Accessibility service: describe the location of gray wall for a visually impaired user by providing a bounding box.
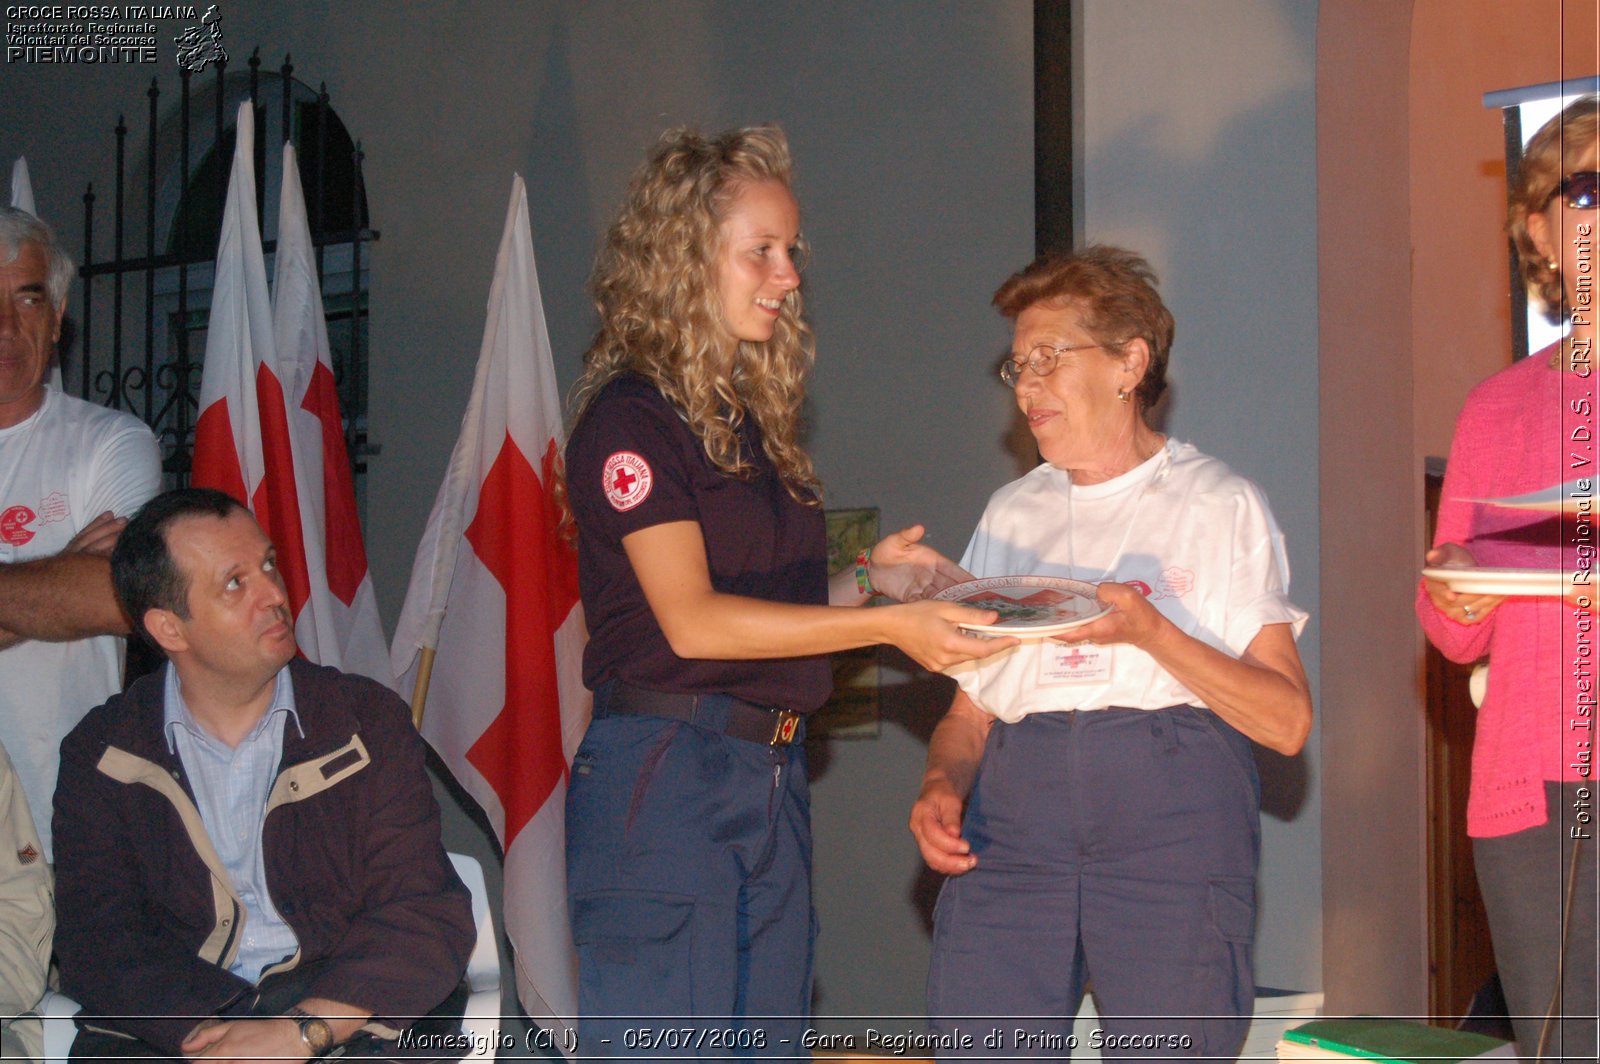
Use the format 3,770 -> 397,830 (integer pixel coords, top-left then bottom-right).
1076,0 -> 1323,995
0,0 -> 1323,1027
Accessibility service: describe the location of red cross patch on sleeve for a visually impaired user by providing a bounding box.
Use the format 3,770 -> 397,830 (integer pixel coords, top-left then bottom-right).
602,451 -> 654,512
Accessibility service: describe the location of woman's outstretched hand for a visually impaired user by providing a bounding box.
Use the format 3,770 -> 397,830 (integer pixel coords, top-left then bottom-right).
867,524 -> 975,602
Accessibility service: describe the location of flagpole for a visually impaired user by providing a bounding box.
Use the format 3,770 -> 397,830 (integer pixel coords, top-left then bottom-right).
410,644 -> 438,729
389,175 -> 587,1034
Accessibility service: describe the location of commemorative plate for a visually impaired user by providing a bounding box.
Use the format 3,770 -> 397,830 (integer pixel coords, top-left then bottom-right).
932,575 -> 1110,636
1421,566 -> 1573,597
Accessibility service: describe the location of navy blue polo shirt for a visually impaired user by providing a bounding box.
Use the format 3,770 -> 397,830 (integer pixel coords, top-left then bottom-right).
565,374 -> 832,713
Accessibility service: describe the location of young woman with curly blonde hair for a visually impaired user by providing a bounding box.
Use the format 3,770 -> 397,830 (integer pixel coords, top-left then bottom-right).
562,124 -> 1010,1052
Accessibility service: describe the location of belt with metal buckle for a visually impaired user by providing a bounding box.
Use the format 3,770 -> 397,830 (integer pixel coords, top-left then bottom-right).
598,681 -> 805,746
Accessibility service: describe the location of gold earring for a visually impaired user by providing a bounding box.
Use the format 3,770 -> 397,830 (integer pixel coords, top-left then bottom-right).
1117,389 -> 1130,404
1549,259 -> 1560,270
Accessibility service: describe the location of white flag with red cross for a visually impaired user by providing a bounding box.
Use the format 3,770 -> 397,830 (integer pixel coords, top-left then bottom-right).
270,139 -> 391,684
191,102 -> 318,628
192,104 -> 382,675
390,173 -> 589,1039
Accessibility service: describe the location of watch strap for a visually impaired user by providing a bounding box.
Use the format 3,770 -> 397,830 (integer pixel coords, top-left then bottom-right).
284,1006 -> 334,1055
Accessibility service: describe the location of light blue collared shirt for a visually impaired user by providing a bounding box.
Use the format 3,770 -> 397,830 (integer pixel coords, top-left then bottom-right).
164,663 -> 304,983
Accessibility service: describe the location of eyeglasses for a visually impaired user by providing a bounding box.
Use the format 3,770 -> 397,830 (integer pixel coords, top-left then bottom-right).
999,342 -> 1104,386
1545,171 -> 1600,211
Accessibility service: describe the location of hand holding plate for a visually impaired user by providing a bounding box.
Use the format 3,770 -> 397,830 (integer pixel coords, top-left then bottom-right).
886,599 -> 1018,672
1053,581 -> 1166,649
1422,543 -> 1505,624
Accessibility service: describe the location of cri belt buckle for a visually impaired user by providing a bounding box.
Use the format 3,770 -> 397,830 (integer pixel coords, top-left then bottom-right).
771,711 -> 801,745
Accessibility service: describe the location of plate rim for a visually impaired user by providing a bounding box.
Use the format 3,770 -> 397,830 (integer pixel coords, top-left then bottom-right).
1420,565 -> 1571,596
933,574 -> 1109,635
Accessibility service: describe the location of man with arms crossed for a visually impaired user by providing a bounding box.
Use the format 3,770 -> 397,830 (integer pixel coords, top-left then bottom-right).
53,488 -> 473,1061
0,206 -> 160,856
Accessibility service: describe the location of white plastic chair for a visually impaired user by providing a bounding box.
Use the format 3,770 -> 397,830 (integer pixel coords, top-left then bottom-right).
40,851 -> 501,1063
449,851 -> 504,1059
37,988 -> 77,1064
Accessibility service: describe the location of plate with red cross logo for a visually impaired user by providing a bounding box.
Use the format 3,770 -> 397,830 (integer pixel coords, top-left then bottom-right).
932,575 -> 1110,636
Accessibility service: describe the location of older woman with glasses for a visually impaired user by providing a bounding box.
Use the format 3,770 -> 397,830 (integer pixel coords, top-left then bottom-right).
909,245 -> 1311,1058
1418,97 -> 1599,1062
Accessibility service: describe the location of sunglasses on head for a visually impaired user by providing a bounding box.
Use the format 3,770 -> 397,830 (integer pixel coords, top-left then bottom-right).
1546,170 -> 1600,210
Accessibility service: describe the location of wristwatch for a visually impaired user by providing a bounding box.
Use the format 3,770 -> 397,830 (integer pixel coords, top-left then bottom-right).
284,1006 -> 334,1056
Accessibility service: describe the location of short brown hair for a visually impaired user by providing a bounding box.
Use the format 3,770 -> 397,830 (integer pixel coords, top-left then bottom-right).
1509,95 -> 1599,320
993,245 -> 1175,410
112,488 -> 249,647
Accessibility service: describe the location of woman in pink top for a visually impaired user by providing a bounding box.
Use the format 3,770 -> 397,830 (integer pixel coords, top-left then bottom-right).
1419,97 -> 1598,1061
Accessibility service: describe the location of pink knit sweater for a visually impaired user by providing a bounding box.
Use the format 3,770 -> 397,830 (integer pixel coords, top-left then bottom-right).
1416,346 -> 1596,837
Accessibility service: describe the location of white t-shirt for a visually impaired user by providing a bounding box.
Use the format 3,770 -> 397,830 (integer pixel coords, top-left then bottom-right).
949,440 -> 1307,723
0,388 -> 161,854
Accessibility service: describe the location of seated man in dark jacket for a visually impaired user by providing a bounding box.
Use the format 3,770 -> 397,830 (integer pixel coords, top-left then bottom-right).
52,488 -> 475,1061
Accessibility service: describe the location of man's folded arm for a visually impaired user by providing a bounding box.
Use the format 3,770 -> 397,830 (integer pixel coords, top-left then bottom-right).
0,421 -> 159,646
0,552 -> 130,642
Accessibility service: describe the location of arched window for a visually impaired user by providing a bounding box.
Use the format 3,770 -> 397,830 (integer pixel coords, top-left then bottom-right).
75,56 -> 375,501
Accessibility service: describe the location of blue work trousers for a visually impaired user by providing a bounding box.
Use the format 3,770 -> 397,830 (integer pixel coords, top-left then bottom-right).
566,705 -> 813,1059
928,706 -> 1261,1061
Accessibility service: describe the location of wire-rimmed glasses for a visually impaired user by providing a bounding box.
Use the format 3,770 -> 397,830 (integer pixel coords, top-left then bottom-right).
998,342 -> 1104,386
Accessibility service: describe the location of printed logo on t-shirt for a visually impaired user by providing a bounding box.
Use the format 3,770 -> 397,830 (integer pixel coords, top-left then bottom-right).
0,505 -> 37,546
602,451 -> 654,512
1121,569 -> 1195,602
1154,566 -> 1194,599
38,491 -> 69,525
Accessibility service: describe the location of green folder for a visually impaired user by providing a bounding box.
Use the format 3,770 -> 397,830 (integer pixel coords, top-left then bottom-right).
1281,1018 -> 1508,1062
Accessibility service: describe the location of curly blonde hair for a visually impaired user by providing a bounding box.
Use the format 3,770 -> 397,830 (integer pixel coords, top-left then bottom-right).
1509,95 -> 1599,320
566,124 -> 821,506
